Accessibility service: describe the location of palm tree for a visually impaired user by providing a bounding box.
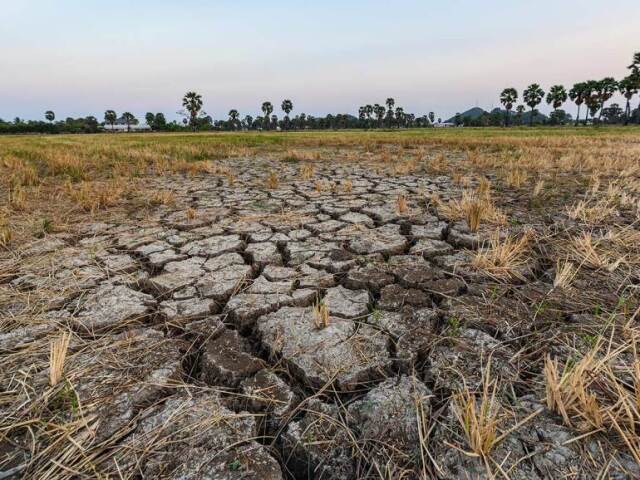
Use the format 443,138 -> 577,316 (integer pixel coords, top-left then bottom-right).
45,111 -> 55,123
385,98 -> 395,127
182,91 -> 203,131
569,82 -> 588,126
261,102 -> 273,129
618,76 -> 639,125
596,78 -> 618,120
281,99 -> 293,130
523,84 -> 545,126
583,80 -> 602,122
394,107 -> 404,128
122,112 -> 137,132
628,52 -> 640,75
364,104 -> 373,129
228,109 -> 239,130
628,52 -> 640,123
374,104 -> 385,128
515,105 -> 526,125
546,85 -> 568,124
499,88 -> 517,126
358,106 -> 366,128
104,110 -> 117,130
145,112 -> 155,129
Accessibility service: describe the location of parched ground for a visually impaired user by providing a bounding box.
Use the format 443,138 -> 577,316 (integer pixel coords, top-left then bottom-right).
1,131 -> 640,479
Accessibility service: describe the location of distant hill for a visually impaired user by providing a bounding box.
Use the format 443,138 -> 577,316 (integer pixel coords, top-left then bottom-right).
446,107 -> 549,124
445,107 -> 487,123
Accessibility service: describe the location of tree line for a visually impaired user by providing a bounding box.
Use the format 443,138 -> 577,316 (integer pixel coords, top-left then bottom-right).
1,52 -> 638,134
496,52 -> 640,127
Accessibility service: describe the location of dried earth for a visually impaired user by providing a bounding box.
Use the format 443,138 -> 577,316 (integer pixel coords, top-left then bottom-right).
1,156 -> 639,479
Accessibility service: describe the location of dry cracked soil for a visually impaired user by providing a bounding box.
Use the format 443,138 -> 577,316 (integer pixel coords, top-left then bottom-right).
1,156 -> 639,479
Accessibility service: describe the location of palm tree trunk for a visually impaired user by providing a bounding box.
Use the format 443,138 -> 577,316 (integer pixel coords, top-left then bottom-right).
506,109 -> 510,127
624,99 -> 631,125
530,107 -> 534,127
575,104 -> 580,126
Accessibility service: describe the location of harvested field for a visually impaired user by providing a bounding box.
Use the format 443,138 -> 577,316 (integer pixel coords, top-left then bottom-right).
1,128 -> 640,479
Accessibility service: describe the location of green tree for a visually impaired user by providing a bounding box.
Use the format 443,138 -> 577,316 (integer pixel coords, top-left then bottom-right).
546,85 -> 567,124
385,98 -> 395,127
358,107 -> 366,127
499,88 -> 518,126
281,99 -> 293,129
601,103 -> 623,124
154,113 -> 167,130
523,84 -> 545,126
145,112 -> 155,129
374,104 -> 385,127
364,104 -> 373,128
627,52 -> 640,123
394,106 -> 404,128
228,109 -> 239,130
583,80 -> 602,122
628,52 -> 640,75
428,112 -> 435,124
104,110 -> 117,130
261,102 -> 273,129
569,82 -> 588,126
596,77 -> 618,120
515,105 -> 526,125
45,110 -> 55,123
618,76 -> 639,125
122,112 -> 137,132
182,91 -> 203,131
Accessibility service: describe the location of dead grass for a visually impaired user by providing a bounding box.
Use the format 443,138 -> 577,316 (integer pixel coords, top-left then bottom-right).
553,259 -> 577,289
472,230 -> 532,280
396,194 -> 408,214
149,190 -> 177,206
266,171 -> 279,189
66,180 -> 125,212
452,363 -> 501,457
544,333 -> 640,463
49,331 -> 71,386
438,190 -> 507,230
313,301 -> 330,329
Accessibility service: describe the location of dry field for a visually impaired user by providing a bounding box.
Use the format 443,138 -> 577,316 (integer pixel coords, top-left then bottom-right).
1,127 -> 640,479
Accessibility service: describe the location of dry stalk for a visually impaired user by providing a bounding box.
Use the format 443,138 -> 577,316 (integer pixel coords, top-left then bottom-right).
49,332 -> 71,387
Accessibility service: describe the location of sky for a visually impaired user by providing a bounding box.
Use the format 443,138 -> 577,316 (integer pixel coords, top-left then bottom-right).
1,0 -> 638,122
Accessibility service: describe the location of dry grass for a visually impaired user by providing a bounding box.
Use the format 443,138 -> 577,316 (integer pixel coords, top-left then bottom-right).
300,163 -> 315,180
149,189 -> 177,206
49,331 -> 71,387
504,168 -> 528,188
396,194 -> 408,214
438,190 -> 507,230
313,301 -> 330,329
266,171 -> 279,189
544,333 -> 640,462
452,364 -> 501,457
66,181 -> 125,212
472,230 -> 532,280
553,259 -> 577,289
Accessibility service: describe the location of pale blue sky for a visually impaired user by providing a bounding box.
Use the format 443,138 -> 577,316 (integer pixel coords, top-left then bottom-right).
1,0 -> 638,121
